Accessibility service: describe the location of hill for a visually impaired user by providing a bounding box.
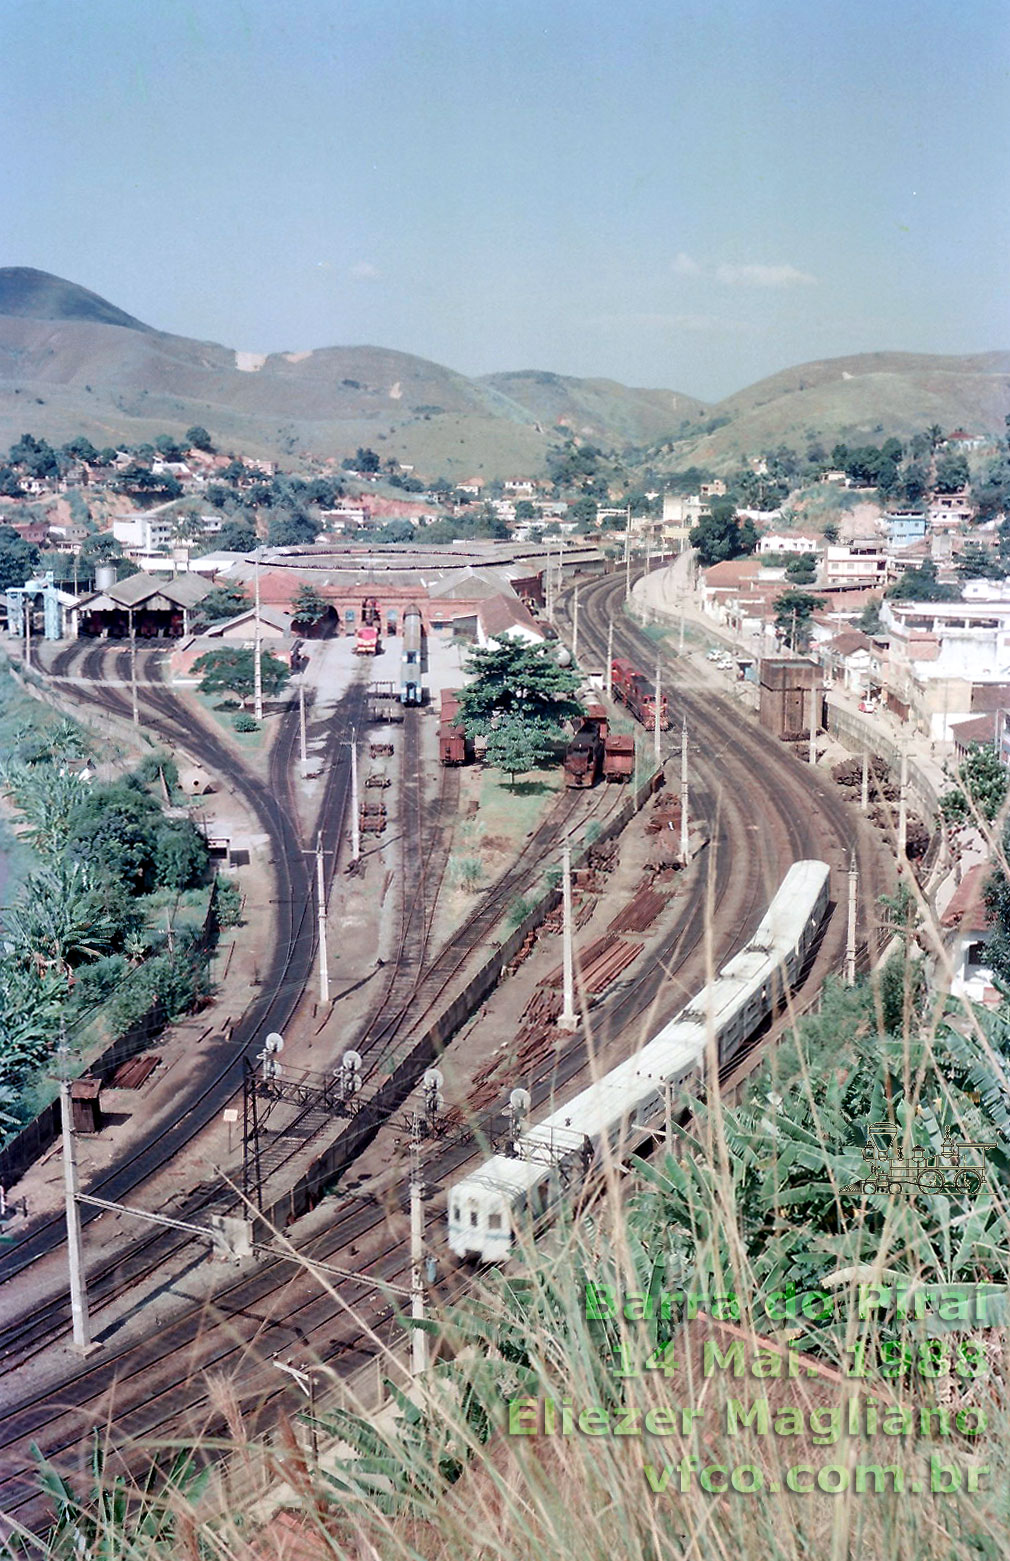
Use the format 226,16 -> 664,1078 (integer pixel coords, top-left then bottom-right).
663,350 -> 1010,470
0,269 -> 698,477
0,270 -> 1006,476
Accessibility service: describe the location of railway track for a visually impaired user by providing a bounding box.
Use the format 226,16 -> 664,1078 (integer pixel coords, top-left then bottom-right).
0,600 -> 893,1535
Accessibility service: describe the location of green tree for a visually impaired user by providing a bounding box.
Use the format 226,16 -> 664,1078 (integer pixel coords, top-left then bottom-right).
2,861 -> 122,976
0,526 -> 41,590
985,827 -> 1010,988
569,496 -> 598,527
193,647 -> 291,704
267,511 -> 319,547
513,499 -> 537,522
886,559 -> 961,602
935,452 -> 969,493
689,497 -> 758,566
78,532 -> 124,570
213,519 -> 257,552
291,582 -> 330,626
456,636 -> 583,766
355,446 -> 381,473
957,542 -> 1007,580
939,743 -> 1009,825
196,582 -> 252,622
822,521 -> 839,544
374,517 -> 417,544
185,424 -> 214,451
773,589 -> 826,651
858,595 -> 882,634
482,711 -> 555,788
784,552 -> 818,584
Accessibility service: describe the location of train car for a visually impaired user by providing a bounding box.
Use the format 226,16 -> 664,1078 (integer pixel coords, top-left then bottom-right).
400,605 -> 423,705
610,659 -> 669,730
447,860 -> 830,1262
602,733 -> 635,782
355,598 -> 382,655
563,717 -> 605,788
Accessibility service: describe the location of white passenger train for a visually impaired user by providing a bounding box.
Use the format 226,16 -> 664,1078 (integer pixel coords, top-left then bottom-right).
447,859 -> 831,1262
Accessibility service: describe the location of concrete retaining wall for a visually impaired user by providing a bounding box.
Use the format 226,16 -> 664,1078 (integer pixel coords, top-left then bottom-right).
824,695 -> 942,828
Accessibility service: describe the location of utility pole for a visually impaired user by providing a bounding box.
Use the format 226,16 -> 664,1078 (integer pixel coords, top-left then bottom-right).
23,593 -> 31,670
898,745 -> 908,860
349,726 -> 360,866
315,832 -> 330,1004
679,600 -> 685,657
559,844 -> 577,1031
298,680 -> 308,767
808,684 -> 818,766
861,750 -> 869,813
253,548 -> 263,722
606,621 -> 614,698
409,1126 -> 428,1376
654,663 -> 662,766
624,509 -> 632,601
58,1027 -> 93,1356
846,854 -> 858,986
571,586 -> 579,664
679,719 -> 689,864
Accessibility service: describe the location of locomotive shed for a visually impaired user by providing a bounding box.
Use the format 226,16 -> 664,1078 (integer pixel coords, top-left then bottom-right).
0,569 -> 896,1534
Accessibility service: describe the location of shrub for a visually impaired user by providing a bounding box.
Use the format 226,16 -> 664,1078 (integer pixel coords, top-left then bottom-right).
232,711 -> 259,733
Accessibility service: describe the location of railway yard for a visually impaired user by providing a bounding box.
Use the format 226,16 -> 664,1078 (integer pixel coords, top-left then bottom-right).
0,567 -> 899,1537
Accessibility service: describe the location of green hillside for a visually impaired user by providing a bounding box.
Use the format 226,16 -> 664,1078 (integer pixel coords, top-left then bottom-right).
0,269 -> 1007,477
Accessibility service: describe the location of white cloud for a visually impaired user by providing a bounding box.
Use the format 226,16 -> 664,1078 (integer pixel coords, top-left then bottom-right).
714,262 -> 816,288
672,251 -> 701,276
349,260 -> 380,280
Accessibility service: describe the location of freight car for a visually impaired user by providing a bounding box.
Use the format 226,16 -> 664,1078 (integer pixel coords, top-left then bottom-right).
439,687 -> 470,765
610,659 -> 669,730
602,733 -> 635,781
447,859 -> 831,1261
400,605 -> 424,705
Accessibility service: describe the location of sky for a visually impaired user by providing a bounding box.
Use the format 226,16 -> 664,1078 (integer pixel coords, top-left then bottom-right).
3,0 -> 1009,402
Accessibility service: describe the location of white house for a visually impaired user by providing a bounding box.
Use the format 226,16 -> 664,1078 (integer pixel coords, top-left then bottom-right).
940,864 -> 999,1008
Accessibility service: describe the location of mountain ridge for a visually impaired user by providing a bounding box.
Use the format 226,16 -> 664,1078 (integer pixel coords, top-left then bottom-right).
0,268 -> 1006,475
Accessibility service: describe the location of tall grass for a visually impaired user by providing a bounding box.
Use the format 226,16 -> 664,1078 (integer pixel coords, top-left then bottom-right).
6,771 -> 1010,1561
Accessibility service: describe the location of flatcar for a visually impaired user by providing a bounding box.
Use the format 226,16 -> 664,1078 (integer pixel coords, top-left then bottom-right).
401,605 -> 424,705
447,859 -> 830,1261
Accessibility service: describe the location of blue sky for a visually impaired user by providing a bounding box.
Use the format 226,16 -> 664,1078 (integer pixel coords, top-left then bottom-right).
3,0 -> 1008,400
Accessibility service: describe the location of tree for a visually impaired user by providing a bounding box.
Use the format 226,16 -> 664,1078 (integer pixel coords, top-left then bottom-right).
60,436 -> 99,464
185,425 -> 214,451
689,497 -> 758,567
957,542 -> 1007,580
355,447 -> 381,473
481,712 -> 554,788
193,647 -> 291,704
858,596 -> 882,634
569,496 -> 598,527
784,552 -> 818,584
939,743 -> 1009,825
213,519 -> 257,552
886,559 -> 961,602
0,526 -> 41,591
456,636 -> 583,769
822,521 -> 839,544
373,518 -> 416,545
773,589 -> 826,651
267,512 -> 319,547
291,582 -> 330,626
513,500 -> 537,523
197,583 -> 252,622
935,452 -> 969,493
985,826 -> 1010,987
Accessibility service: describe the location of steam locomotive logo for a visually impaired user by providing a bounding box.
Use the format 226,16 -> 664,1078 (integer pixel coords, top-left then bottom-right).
841,1120 -> 989,1200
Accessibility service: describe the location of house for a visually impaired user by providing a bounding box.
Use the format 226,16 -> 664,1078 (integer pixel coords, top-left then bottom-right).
824,541 -> 889,587
884,512 -> 928,549
201,605 -> 294,641
476,593 -> 548,648
940,864 -> 999,1008
757,533 -> 821,556
661,492 -> 707,550
950,713 -> 996,757
819,630 -> 873,695
113,514 -> 175,556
